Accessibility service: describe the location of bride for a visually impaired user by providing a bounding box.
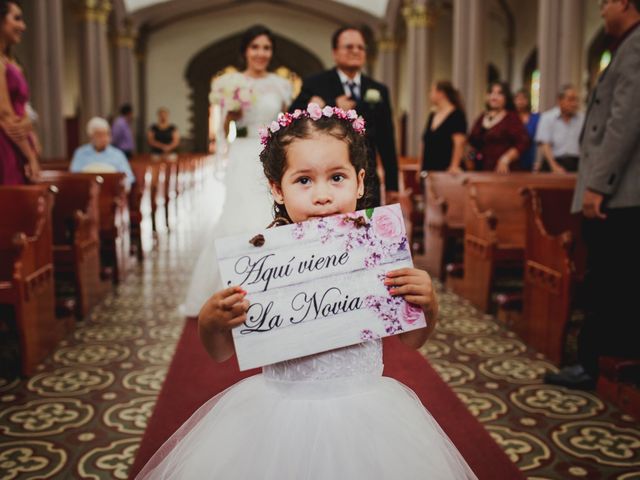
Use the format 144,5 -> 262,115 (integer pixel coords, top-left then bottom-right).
181,25 -> 292,318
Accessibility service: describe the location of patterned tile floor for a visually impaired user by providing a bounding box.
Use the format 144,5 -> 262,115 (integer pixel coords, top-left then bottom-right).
0,172 -> 638,479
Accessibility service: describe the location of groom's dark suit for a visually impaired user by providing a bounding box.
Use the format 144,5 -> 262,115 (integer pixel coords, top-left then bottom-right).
290,68 -> 398,206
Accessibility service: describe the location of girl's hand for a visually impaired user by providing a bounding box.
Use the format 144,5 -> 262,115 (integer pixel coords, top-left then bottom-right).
198,286 -> 249,334
384,268 -> 437,319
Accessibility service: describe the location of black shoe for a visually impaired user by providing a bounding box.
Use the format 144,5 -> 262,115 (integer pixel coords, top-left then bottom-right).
544,364 -> 596,390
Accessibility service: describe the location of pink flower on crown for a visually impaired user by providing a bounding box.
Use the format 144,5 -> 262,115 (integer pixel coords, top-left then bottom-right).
269,121 -> 280,133
322,105 -> 334,117
292,109 -> 303,119
307,103 -> 323,120
277,112 -> 288,126
346,109 -> 358,120
258,126 -> 269,144
352,117 -> 365,133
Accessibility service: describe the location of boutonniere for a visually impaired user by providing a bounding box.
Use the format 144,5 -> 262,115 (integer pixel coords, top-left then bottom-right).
364,88 -> 382,104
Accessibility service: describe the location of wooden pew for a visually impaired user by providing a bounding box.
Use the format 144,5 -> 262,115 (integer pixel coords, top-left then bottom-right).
41,170 -> 130,284
129,162 -> 151,260
423,172 -> 474,280
39,173 -> 107,318
457,173 -> 576,312
398,157 -> 423,253
519,186 -> 585,364
0,185 -> 72,375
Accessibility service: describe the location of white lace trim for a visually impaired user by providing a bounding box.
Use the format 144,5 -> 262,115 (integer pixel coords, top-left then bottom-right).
262,340 -> 383,382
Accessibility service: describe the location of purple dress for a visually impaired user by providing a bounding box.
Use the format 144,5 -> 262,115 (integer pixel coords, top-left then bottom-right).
0,62 -> 29,185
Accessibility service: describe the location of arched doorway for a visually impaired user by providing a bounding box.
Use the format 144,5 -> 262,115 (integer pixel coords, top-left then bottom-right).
185,32 -> 324,151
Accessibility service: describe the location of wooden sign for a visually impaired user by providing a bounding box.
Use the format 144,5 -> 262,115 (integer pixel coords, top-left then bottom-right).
215,204 -> 426,371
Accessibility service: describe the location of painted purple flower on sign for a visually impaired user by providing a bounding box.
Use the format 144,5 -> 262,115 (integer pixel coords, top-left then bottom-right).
360,329 -> 380,341
292,222 -> 305,240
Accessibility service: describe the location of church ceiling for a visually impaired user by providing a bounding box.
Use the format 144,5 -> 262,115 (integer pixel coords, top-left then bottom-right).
124,0 -> 389,18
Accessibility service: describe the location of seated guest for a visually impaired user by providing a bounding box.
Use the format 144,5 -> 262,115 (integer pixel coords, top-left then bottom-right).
147,107 -> 180,159
70,117 -> 135,189
111,103 -> 135,159
421,81 -> 467,173
535,84 -> 584,173
469,82 -> 530,173
514,88 -> 540,171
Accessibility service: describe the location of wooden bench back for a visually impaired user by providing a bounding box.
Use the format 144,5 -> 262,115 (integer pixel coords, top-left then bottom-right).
40,170 -> 127,232
465,174 -> 577,246
0,185 -> 54,279
37,174 -> 101,246
522,186 -> 585,273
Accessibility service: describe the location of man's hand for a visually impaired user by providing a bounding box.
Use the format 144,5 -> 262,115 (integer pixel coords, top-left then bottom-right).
335,95 -> 356,112
309,96 -> 326,108
583,189 -> 607,220
550,162 -> 567,174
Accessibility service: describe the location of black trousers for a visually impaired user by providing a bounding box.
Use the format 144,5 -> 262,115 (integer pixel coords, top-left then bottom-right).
578,206 -> 640,376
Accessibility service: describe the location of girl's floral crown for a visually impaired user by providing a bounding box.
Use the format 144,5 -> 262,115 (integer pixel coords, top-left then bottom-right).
259,103 -> 366,150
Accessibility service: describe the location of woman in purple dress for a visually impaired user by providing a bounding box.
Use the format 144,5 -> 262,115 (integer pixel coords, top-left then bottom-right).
0,0 -> 40,185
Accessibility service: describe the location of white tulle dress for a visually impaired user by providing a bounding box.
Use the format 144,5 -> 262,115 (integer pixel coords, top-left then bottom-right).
136,340 -> 478,479
180,73 -> 292,317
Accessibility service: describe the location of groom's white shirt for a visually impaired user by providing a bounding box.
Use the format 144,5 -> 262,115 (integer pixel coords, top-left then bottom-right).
337,69 -> 362,98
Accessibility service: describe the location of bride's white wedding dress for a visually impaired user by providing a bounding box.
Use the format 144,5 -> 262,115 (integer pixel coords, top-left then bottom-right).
136,339 -> 478,479
180,73 -> 292,317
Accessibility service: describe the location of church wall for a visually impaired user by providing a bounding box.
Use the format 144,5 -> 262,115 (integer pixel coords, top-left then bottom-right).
509,0 -> 538,90
145,2 -> 341,139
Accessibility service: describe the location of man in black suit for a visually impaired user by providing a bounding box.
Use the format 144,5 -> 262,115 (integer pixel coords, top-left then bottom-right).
290,26 -> 399,206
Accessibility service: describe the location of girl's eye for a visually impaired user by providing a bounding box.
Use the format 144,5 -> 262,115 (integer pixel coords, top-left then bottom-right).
297,177 -> 311,185
332,174 -> 345,182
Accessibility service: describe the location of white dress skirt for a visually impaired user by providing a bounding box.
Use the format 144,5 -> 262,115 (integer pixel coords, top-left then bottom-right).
136,340 -> 478,479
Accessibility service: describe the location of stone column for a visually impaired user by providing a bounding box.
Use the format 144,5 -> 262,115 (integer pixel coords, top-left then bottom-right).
74,0 -> 112,136
452,0 -> 487,123
374,27 -> 399,109
112,19 -> 137,111
538,0 -> 585,111
375,31 -> 399,109
31,0 -> 66,159
403,0 -> 436,157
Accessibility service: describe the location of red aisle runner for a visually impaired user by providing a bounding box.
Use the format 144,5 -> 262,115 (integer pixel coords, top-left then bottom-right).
130,319 -> 524,479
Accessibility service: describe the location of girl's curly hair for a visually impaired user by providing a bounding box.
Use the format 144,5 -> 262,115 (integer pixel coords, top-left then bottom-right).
259,115 -> 372,221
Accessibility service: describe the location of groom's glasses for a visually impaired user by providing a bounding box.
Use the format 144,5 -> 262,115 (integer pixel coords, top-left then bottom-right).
339,44 -> 367,52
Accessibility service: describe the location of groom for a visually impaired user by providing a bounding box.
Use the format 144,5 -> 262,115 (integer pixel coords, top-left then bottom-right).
290,26 -> 398,206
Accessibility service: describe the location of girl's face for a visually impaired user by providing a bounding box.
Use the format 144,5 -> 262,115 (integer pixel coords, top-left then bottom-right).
487,85 -> 506,111
270,132 -> 365,223
245,34 -> 272,73
1,3 -> 26,46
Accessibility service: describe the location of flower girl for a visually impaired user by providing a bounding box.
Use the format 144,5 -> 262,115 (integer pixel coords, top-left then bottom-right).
137,105 -> 477,479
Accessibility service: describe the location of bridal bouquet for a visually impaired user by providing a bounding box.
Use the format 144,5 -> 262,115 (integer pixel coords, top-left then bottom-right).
210,73 -> 254,112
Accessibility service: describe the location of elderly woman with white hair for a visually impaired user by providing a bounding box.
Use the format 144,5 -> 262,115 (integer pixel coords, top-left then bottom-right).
69,117 -> 135,188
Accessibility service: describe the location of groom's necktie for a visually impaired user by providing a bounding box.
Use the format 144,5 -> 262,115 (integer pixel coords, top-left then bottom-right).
345,80 -> 360,101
